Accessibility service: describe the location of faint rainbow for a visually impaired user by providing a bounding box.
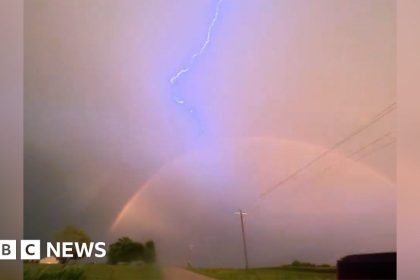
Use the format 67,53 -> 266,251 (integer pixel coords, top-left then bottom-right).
110,136 -> 395,232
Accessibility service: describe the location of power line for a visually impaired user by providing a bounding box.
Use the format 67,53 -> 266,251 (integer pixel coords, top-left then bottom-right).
303,135 -> 396,194
354,139 -> 396,162
260,103 -> 396,198
311,132 -> 393,178
248,133 -> 394,213
346,132 -> 392,159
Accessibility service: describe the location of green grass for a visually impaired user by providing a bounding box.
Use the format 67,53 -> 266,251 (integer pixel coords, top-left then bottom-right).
191,267 -> 336,280
24,263 -> 162,280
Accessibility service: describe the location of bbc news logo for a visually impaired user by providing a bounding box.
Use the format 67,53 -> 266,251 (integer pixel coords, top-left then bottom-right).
0,240 -> 106,260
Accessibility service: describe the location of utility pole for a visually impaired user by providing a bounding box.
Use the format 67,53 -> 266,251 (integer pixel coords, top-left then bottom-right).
235,209 -> 249,270
187,242 -> 194,268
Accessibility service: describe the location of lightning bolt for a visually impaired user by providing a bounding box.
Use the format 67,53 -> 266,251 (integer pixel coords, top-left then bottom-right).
170,0 -> 224,130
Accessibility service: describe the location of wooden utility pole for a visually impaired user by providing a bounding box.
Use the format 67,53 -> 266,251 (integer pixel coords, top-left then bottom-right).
235,209 -> 249,270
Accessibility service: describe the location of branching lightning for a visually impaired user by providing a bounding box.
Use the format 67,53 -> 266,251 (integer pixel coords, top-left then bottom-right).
169,0 -> 224,130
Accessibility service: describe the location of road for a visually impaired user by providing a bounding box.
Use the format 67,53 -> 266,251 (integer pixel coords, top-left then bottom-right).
163,266 -> 215,280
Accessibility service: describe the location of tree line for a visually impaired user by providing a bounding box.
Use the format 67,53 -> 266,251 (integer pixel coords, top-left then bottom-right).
51,225 -> 156,264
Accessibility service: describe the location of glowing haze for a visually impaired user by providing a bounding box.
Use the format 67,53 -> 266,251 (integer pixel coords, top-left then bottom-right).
25,0 -> 395,267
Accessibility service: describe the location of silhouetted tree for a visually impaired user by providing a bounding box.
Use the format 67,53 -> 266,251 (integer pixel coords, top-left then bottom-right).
52,225 -> 91,264
108,237 -> 156,264
144,240 -> 156,263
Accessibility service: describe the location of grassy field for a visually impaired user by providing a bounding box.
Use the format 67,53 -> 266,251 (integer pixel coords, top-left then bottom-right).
191,267 -> 336,280
24,263 -> 162,280
24,263 -> 336,280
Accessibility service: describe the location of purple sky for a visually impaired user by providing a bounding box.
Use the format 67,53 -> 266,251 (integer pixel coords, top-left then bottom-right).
25,0 -> 395,266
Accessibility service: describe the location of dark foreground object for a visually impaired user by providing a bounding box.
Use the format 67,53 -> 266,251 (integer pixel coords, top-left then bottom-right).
337,252 -> 396,279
